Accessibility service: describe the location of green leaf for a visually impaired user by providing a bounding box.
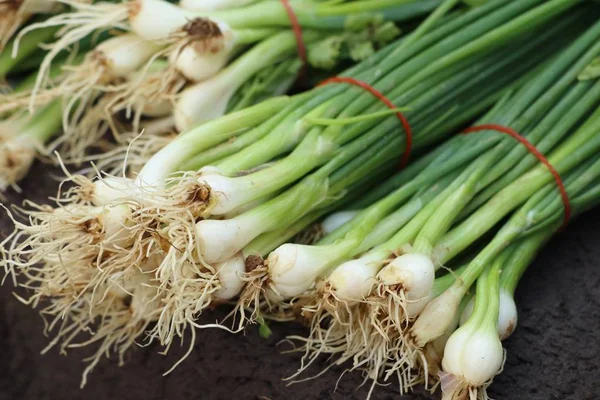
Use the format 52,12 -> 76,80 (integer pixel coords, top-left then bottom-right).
349,41 -> 375,61
374,22 -> 401,45
308,36 -> 344,70
257,316 -> 272,339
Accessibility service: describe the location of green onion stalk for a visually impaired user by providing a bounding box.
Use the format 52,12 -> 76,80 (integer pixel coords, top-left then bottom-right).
437,153 -> 600,400
410,102 -> 600,353
1,0 -> 590,384
171,20 -> 404,132
11,0 -> 437,121
0,25 -> 59,85
85,21 -> 404,173
3,25 -> 107,76
456,233 -> 553,342
142,0 -> 589,343
5,0 -> 440,172
21,0 -> 444,61
4,0 -> 429,167
233,0 -> 595,317
278,14 -> 600,392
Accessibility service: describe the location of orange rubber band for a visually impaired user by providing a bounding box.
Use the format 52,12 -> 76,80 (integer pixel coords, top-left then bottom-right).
463,124 -> 571,228
318,76 -> 413,168
280,0 -> 307,77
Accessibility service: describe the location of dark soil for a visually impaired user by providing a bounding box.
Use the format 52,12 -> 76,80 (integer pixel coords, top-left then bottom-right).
1,162 -> 599,400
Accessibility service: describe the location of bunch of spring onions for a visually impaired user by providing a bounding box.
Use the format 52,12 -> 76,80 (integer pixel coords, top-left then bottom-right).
0,0 -> 438,179
0,0 -> 451,195
276,17 -> 600,398
2,0 -> 594,388
422,121 -> 600,400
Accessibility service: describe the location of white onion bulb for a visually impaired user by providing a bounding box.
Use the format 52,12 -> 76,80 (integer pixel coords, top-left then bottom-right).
174,74 -> 236,132
195,216 -> 262,264
411,285 -> 464,347
442,327 -> 504,387
95,33 -> 162,78
267,244 -> 334,298
377,253 -> 435,300
326,255 -> 381,302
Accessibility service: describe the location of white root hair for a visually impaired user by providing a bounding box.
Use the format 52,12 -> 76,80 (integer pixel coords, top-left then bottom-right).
285,285 -> 367,382
0,67 -> 74,115
284,282 -> 425,398
2,162 -> 146,295
22,269 -> 162,388
233,257 -> 297,331
60,65 -> 183,168
12,0 -> 130,110
147,209 -> 219,346
1,164 -> 244,382
368,283 -> 432,391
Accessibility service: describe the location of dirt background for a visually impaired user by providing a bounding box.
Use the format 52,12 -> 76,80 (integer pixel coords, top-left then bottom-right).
1,162 -> 599,400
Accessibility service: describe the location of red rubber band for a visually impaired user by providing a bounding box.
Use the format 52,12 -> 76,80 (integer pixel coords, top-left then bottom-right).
318,77 -> 413,168
280,0 -> 307,78
463,124 -> 571,228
